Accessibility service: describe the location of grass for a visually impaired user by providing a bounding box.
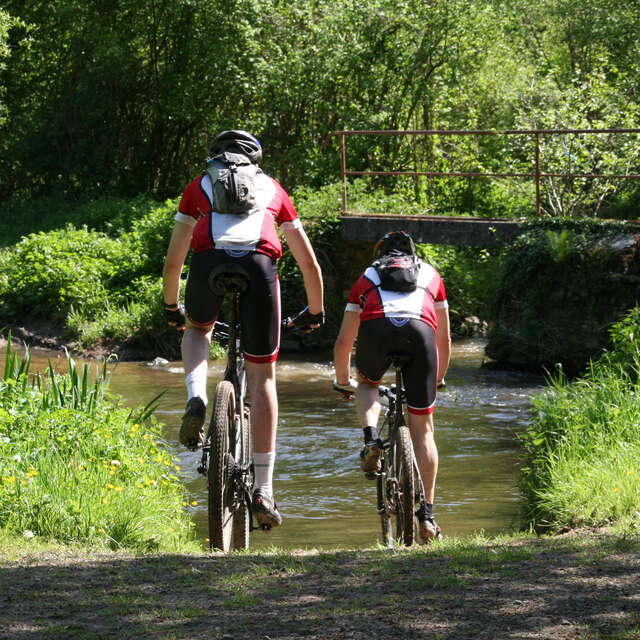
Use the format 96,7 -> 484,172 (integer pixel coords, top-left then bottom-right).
0,338 -> 200,552
519,308 -> 640,534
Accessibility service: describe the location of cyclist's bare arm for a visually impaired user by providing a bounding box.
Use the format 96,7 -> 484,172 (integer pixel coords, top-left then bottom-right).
282,225 -> 324,316
162,220 -> 193,306
435,306 -> 451,385
334,310 -> 360,386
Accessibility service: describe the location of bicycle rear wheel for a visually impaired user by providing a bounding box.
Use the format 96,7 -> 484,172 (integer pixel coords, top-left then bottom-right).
232,404 -> 252,550
377,463 -> 393,548
395,425 -> 416,546
208,380 -> 236,552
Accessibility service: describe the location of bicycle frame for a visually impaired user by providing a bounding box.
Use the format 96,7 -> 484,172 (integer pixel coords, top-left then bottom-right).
198,283 -> 253,522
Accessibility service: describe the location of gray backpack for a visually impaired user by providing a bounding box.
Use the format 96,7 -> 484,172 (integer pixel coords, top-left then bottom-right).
205,151 -> 259,214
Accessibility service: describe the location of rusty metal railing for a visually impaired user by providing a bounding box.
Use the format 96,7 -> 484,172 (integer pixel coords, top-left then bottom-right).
332,129 -> 640,216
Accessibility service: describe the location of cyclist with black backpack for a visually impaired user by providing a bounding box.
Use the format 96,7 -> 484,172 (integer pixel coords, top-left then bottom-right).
162,130 -> 324,529
333,230 -> 451,542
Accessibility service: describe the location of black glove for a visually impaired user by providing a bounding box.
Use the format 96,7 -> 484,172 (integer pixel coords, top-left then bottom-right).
164,303 -> 186,330
291,306 -> 324,333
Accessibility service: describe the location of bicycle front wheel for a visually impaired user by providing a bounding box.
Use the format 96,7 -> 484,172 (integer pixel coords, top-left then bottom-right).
208,380 -> 236,552
395,425 -> 416,546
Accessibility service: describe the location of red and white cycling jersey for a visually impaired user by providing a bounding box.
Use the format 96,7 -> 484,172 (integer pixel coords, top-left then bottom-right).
346,261 -> 448,332
175,171 -> 301,260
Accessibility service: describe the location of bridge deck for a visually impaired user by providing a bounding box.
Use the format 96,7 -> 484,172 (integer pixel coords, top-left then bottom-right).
340,214 -> 528,247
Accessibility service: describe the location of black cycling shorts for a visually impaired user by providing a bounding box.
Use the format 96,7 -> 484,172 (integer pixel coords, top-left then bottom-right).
185,249 -> 280,363
355,317 -> 438,415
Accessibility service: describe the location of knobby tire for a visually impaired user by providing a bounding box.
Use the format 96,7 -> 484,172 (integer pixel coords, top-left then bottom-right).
208,380 -> 236,552
395,425 -> 416,546
377,468 -> 393,548
231,404 -> 251,550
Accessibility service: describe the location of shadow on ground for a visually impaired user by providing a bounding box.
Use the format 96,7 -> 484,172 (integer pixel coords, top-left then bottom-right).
1,535 -> 639,639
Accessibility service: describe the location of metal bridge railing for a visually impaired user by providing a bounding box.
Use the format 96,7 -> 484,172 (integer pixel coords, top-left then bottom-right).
332,129 -> 640,217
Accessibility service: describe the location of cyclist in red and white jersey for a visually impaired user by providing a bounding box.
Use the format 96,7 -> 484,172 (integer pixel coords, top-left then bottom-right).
333,230 -> 451,542
162,130 -> 324,529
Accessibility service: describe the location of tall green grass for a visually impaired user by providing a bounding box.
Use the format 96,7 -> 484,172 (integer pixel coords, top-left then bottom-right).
0,338 -> 198,552
519,307 -> 640,533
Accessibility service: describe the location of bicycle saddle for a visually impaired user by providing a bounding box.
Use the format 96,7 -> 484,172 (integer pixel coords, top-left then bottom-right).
208,264 -> 250,295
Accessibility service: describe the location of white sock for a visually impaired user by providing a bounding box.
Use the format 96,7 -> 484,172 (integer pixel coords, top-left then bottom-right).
185,370 -> 208,405
253,452 -> 276,496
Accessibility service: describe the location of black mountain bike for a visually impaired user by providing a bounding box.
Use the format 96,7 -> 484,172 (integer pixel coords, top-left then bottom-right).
197,266 -> 254,552
375,354 -> 426,548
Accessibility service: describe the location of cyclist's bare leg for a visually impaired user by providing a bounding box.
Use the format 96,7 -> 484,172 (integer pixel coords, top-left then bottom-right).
181,321 -> 213,383
179,320 -> 214,448
245,360 -> 282,527
407,412 -> 438,504
355,376 -> 381,429
356,376 -> 383,473
245,361 -> 278,453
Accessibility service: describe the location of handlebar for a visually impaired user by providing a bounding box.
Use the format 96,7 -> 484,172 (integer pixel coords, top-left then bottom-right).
378,384 -> 395,400
213,316 -> 307,344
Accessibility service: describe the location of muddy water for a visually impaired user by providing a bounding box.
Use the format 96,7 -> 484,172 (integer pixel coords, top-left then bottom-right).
15,339 -> 542,550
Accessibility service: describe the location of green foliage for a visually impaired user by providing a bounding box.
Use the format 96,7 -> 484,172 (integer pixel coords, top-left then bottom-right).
4,0 -> 637,216
0,8 -> 18,128
519,307 -> 640,532
0,341 -> 196,551
0,227 -> 123,321
66,276 -> 173,353
604,305 -> 640,376
418,244 -> 504,333
486,219 -> 640,373
0,194 -> 162,247
122,198 -> 180,278
0,197 -> 180,353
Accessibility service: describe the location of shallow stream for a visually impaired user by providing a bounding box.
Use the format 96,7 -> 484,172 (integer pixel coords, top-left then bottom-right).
17,339 -> 543,550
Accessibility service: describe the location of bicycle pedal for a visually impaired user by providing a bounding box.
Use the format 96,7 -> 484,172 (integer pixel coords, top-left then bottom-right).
364,471 -> 377,480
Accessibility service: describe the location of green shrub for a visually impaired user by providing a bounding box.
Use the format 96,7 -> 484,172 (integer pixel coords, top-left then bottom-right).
0,227 -> 125,322
122,198 -> 179,278
417,244 -> 504,333
0,198 -> 179,353
67,275 -> 182,357
0,194 -> 160,247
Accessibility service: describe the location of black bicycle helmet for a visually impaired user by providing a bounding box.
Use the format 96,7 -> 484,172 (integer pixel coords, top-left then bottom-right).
208,129 -> 262,163
373,230 -> 416,258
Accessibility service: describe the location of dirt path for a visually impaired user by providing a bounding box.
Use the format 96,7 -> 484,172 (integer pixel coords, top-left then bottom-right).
1,533 -> 639,640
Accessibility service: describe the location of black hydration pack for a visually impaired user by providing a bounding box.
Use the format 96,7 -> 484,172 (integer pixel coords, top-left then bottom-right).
372,251 -> 420,292
205,151 -> 260,214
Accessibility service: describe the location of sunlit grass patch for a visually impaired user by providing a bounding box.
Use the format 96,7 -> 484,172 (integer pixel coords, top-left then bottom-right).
520,308 -> 640,533
0,340 -> 198,552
